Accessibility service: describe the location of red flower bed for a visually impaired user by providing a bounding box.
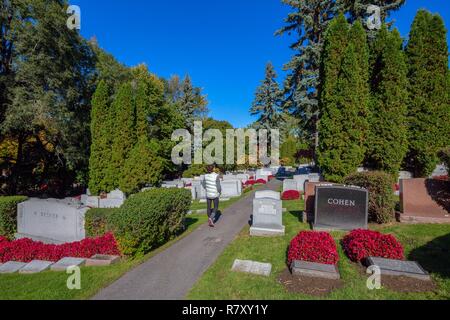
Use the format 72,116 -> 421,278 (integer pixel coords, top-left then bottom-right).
288,231 -> 339,266
268,175 -> 275,181
433,175 -> 449,181
244,180 -> 256,186
256,179 -> 267,184
0,233 -> 120,263
282,190 -> 301,201
342,229 -> 404,262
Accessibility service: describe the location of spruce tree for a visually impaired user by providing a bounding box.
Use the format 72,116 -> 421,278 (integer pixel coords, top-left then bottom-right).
405,10 -> 450,177
109,82 -> 136,190
250,62 -> 284,131
367,26 -> 408,175
318,20 -> 369,182
277,0 -> 341,146
88,81 -> 113,195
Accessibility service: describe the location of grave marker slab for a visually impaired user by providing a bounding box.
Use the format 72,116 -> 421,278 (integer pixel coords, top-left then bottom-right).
366,257 -> 431,281
0,261 -> 27,274
99,198 -> 124,209
231,260 -> 272,277
291,260 -> 340,280
220,180 -> 242,198
283,179 -> 298,193
250,198 -> 284,236
17,199 -> 88,243
255,191 -> 281,200
314,185 -> 368,231
51,257 -> 86,272
293,175 -> 309,192
19,260 -> 53,274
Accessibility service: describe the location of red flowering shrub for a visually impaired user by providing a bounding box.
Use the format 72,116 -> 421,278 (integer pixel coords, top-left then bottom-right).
282,190 -> 301,201
244,180 -> 256,186
288,231 -> 339,266
342,229 -> 404,262
0,233 -> 120,263
268,175 -> 275,181
256,179 -> 267,185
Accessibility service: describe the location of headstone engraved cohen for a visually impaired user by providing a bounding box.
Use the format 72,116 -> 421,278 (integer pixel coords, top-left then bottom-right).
314,186 -> 368,231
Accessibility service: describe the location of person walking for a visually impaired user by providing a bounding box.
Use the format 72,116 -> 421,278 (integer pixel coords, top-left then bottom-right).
202,165 -> 222,227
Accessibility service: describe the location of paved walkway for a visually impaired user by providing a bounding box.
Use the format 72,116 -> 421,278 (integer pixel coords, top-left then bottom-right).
93,179 -> 281,300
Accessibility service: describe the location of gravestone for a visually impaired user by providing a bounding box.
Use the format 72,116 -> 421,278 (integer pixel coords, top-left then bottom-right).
231,259 -> 272,277
220,180 -> 242,198
314,185 -> 369,231
431,164 -> 448,178
399,171 -> 414,182
255,190 -> 281,200
51,257 -> 86,271
108,189 -> 126,201
17,199 -> 88,244
19,260 -> 53,274
291,260 -> 340,280
293,175 -> 309,192
86,196 -> 100,208
308,173 -> 321,183
236,174 -> 250,184
250,197 -> 284,236
195,183 -> 207,200
0,261 -> 27,274
99,198 -> 124,209
283,179 -> 298,193
400,178 -> 450,223
366,257 -> 431,281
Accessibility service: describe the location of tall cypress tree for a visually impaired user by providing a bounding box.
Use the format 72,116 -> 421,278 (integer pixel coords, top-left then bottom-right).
250,62 -> 284,131
405,10 -> 450,177
367,26 -> 408,175
109,82 -> 136,190
88,81 -> 112,195
318,19 -> 369,182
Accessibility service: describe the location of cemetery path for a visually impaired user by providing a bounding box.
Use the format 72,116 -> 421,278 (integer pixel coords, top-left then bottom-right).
92,179 -> 282,300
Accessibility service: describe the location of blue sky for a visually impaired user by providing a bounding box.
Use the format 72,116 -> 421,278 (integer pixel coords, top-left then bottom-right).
74,0 -> 450,128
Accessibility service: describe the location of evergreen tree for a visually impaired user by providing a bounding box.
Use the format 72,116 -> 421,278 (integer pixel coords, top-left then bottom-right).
250,62 -> 284,131
318,20 -> 370,182
109,82 -> 136,190
88,81 -> 113,195
170,75 -> 208,130
121,137 -> 163,194
277,0 -> 341,147
343,0 -> 405,25
367,26 -> 408,175
405,10 -> 450,177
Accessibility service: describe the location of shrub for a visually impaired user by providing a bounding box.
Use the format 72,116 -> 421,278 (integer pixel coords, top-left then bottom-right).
0,196 -> 28,239
342,229 -> 404,262
85,208 -> 118,237
256,179 -> 267,185
182,165 -> 207,178
282,190 -> 301,201
108,188 -> 191,257
344,171 -> 395,224
288,231 -> 339,266
0,233 -> 120,263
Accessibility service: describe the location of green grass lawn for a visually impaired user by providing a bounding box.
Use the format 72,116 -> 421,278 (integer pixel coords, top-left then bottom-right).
188,199 -> 450,300
0,213 -> 208,300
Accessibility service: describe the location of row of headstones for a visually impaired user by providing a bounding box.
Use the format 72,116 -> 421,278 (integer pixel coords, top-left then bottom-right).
0,255 -> 120,275
283,173 -> 321,193
239,186 -> 431,282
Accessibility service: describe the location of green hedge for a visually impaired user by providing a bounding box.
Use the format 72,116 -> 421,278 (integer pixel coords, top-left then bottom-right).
109,188 -> 191,257
85,208 -> 118,238
344,171 -> 395,224
0,196 -> 28,239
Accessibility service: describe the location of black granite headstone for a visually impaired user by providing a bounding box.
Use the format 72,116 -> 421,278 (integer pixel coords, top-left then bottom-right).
314,185 -> 368,231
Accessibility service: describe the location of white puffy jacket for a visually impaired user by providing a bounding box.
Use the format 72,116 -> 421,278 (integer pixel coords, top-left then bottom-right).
202,173 -> 222,199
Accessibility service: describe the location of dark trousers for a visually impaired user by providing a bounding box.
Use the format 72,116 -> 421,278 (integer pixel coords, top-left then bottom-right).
206,198 -> 220,220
